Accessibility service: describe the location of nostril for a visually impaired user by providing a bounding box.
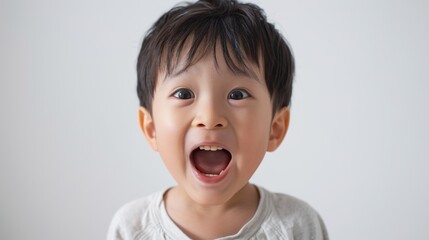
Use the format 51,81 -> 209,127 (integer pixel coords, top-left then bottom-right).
195,123 -> 224,128
192,116 -> 227,129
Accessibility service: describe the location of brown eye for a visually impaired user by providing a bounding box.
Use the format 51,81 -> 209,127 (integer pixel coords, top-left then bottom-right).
172,88 -> 194,99
228,89 -> 250,100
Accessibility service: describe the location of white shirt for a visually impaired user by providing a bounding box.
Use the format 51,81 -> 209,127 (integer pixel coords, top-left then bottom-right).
107,186 -> 328,240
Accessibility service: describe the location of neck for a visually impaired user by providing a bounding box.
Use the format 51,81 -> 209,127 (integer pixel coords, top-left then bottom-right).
163,184 -> 260,239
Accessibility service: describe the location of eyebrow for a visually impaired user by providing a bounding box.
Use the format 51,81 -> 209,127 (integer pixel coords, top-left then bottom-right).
166,64 -> 262,84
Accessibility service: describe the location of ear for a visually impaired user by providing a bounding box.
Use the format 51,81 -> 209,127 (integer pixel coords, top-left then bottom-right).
138,107 -> 158,151
267,107 -> 290,152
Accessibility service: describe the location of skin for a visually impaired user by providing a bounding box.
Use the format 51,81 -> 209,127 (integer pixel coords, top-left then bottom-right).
139,45 -> 290,239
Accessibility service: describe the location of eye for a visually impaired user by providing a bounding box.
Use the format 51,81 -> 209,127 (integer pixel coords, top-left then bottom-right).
228,89 -> 250,100
172,88 -> 194,99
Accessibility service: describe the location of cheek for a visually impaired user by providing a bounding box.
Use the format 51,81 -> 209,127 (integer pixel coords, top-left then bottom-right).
152,109 -> 189,176
239,123 -> 271,155
152,108 -> 188,150
236,100 -> 273,141
234,105 -> 272,169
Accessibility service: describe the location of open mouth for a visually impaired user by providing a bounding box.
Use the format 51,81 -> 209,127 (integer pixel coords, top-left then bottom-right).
190,146 -> 232,177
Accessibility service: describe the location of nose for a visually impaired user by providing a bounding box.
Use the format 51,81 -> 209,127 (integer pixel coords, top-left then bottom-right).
191,99 -> 228,129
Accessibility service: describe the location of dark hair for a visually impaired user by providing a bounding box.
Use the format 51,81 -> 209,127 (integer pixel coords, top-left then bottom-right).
137,0 -> 294,114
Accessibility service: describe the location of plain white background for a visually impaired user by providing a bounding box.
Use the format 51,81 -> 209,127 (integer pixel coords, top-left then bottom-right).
1,0 -> 428,239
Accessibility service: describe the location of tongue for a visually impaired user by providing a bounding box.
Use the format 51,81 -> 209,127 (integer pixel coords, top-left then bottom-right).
193,149 -> 231,175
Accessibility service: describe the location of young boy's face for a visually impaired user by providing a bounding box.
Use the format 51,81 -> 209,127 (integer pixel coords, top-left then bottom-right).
139,45 -> 289,205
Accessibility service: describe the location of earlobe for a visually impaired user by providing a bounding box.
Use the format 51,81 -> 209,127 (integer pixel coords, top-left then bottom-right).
267,107 -> 290,152
138,107 -> 158,151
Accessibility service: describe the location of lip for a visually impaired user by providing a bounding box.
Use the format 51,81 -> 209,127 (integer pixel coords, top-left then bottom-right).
191,164 -> 231,184
189,142 -> 232,185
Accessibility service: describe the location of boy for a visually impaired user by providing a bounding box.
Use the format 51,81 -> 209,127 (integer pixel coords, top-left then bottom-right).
108,0 -> 328,239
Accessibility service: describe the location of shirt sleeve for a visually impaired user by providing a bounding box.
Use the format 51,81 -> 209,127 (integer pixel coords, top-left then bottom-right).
107,208 -> 128,240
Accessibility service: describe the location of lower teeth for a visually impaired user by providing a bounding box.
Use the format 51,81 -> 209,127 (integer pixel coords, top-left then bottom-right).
204,173 -> 218,177
204,170 -> 223,177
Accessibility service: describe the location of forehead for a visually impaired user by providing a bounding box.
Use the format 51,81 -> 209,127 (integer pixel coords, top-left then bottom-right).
159,38 -> 264,83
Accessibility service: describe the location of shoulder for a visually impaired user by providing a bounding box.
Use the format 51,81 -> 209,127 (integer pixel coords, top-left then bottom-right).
270,191 -> 320,221
107,191 -> 164,240
258,187 -> 329,240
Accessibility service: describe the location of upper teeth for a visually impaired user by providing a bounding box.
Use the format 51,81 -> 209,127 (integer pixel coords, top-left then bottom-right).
199,146 -> 223,151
